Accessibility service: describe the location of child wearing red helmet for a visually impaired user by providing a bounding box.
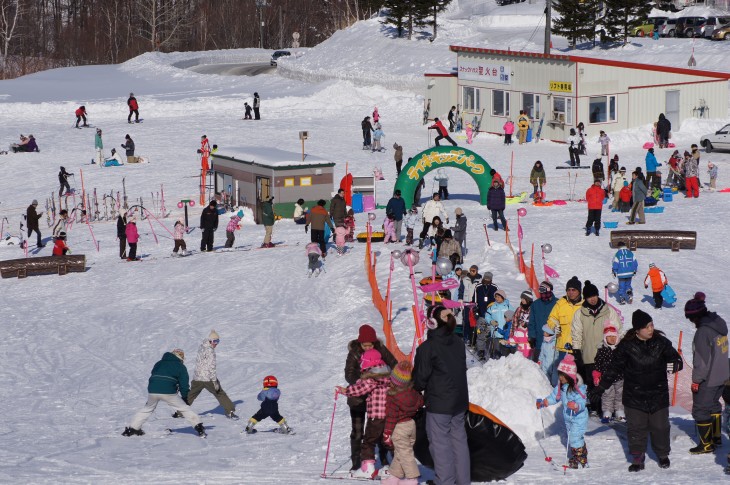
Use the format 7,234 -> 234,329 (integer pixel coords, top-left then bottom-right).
245,375 -> 293,435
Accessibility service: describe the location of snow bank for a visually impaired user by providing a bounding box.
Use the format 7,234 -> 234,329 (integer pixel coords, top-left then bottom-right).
467,353 -> 555,446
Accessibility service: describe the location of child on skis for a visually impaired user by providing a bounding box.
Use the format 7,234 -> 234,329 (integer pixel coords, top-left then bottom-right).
305,241 -> 323,276
382,362 -> 424,485
592,323 -> 624,423
465,122 -> 474,144
598,131 -> 611,157
643,263 -> 668,309
536,354 -> 589,469
172,219 -> 187,256
334,222 -> 349,255
383,213 -> 397,244
337,349 -> 392,479
539,324 -> 559,386
245,375 -> 294,435
372,123 -> 385,152
225,214 -> 241,248
450,207 -> 467,254
52,231 -> 69,256
508,291 -> 533,358
125,216 -> 140,261
404,206 -> 419,246
344,208 -> 356,242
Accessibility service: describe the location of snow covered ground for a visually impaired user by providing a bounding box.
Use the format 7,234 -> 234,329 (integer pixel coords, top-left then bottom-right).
1,2 -> 730,483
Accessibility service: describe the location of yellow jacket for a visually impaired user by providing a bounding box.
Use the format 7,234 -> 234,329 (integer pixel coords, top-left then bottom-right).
547,296 -> 583,352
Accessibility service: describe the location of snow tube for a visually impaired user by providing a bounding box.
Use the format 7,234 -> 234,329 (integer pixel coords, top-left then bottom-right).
661,284 -> 677,305
505,192 -> 527,205
414,403 -> 527,482
643,142 -> 654,149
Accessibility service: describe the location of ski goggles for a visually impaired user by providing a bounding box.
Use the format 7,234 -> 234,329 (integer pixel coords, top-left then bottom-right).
211,339 -> 220,344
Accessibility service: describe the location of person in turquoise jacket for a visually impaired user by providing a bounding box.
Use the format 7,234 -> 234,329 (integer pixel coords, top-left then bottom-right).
536,354 -> 589,468
94,128 -> 104,165
123,349 -> 206,437
645,148 -> 662,189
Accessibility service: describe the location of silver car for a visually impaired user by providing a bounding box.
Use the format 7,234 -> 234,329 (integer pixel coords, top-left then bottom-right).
700,123 -> 730,153
694,16 -> 730,38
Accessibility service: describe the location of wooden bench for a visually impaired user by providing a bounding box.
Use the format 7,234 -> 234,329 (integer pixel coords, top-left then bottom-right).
0,255 -> 86,279
610,230 -> 696,252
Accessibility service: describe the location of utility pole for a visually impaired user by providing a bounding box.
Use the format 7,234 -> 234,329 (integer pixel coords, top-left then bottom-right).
544,0 -> 551,54
279,6 -> 284,49
256,0 -> 267,49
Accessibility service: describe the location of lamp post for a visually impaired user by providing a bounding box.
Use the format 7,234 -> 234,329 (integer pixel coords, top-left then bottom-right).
255,0 -> 268,49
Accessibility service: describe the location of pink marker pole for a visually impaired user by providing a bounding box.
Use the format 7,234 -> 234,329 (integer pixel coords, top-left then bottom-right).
321,390 -> 339,478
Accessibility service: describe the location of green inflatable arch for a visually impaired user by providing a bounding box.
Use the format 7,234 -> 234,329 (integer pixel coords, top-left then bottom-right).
393,146 -> 494,206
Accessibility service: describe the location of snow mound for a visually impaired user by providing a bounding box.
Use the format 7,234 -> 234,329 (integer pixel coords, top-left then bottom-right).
468,353 -> 555,445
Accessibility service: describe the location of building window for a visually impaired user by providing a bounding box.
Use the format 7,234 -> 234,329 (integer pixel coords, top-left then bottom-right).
552,96 -> 573,125
462,86 -> 480,111
492,90 -> 510,117
522,93 -> 540,119
589,95 -> 617,123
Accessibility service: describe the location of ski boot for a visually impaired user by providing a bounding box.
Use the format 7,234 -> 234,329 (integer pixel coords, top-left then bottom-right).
226,411 -> 240,421
172,411 -> 183,418
690,421 -> 715,454
585,228 -> 591,236
628,452 -> 645,472
712,413 -> 723,446
595,229 -> 600,237
601,413 -> 612,424
351,460 -> 376,479
568,445 -> 587,469
658,456 -> 670,469
122,427 -> 145,437
195,423 -> 206,437
277,419 -> 294,434
245,419 -> 258,434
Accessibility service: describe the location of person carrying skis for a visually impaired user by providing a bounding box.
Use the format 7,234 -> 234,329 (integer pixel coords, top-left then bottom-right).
612,241 -> 638,304
117,213 -> 127,259
52,231 -> 69,256
244,102 -> 253,119
536,354 -> 589,469
26,199 -> 44,248
585,179 -> 605,236
58,166 -> 72,197
94,128 -> 104,165
121,134 -> 136,164
643,263 -> 668,309
127,93 -> 140,123
181,330 -> 239,421
225,213 -> 241,248
428,118 -> 457,147
125,215 -> 140,261
172,219 -> 187,256
305,241 -> 323,276
122,349 -> 206,438
199,200 -> 218,252
75,106 -> 88,128
450,207 -> 467,254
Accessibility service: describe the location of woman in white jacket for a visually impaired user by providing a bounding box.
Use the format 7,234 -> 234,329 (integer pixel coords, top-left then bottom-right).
418,192 -> 448,248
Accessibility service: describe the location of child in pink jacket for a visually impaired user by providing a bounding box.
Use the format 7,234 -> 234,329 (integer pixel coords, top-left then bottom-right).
125,217 -> 139,261
225,215 -> 241,248
503,120 -> 515,145
172,219 -> 187,256
334,223 -> 349,255
305,242 -> 323,276
383,213 -> 397,244
465,123 -> 474,144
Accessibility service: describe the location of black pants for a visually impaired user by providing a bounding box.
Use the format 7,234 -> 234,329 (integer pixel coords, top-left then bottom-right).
251,399 -> 283,423
76,114 -> 87,127
119,236 -> 127,258
254,107 -> 260,120
491,210 -> 507,230
28,227 -> 42,246
625,406 -> 670,458
128,242 -> 137,260
504,133 -> 513,145
419,222 -> 431,242
200,228 -> 214,251
350,407 -> 366,468
244,111 -> 252,119
173,239 -> 186,253
448,119 -> 455,132
434,134 -> 457,146
585,209 -> 601,233
652,291 -> 663,309
438,186 -> 449,200
395,159 -> 402,176
128,110 -> 139,122
225,231 -> 235,248
311,228 -> 326,255
59,181 -> 71,197
569,147 -> 581,166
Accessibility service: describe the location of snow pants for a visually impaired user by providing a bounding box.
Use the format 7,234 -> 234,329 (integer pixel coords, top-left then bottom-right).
434,134 -> 457,147
389,420 -> 419,479
173,239 -> 186,253
628,200 -> 645,224
362,418 -> 386,462
95,148 -> 104,165
692,383 -> 724,422
119,235 -> 127,259
263,225 -> 273,245
308,253 -> 320,271
128,242 -> 137,260
251,399 -> 284,424
225,230 -> 235,248
569,147 -> 581,166
490,210 -> 507,231
59,180 -> 71,197
686,176 -> 699,198
426,411 -> 470,485
625,406 -> 670,459
617,277 -> 633,303
652,291 -> 663,309
200,228 -> 214,251
128,109 -> 139,123
602,380 -> 624,416
438,185 -> 449,200
130,393 -> 200,430
187,380 -> 235,415
585,209 -> 601,233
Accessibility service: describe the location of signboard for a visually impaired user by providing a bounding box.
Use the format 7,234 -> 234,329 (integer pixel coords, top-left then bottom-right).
549,81 -> 573,93
458,59 -> 511,84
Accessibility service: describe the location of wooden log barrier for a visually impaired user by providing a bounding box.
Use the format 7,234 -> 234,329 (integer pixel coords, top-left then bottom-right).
610,230 -> 696,252
0,255 -> 87,279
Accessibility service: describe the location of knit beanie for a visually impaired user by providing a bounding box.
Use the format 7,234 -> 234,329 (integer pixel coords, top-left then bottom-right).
483,272 -> 493,283
360,349 -> 385,370
582,280 -> 599,299
494,289 -> 507,301
603,321 -> 618,346
632,309 -> 653,330
390,361 -> 413,387
566,276 -> 582,293
684,292 -> 708,318
357,324 -> 378,343
557,354 -> 578,382
520,290 -> 534,305
208,329 -> 220,341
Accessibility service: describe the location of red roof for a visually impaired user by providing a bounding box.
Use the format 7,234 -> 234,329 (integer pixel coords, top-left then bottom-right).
449,45 -> 730,80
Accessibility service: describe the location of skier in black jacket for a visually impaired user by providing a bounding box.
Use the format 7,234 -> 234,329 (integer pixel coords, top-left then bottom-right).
117,214 -> 127,259
26,200 -> 44,247
58,166 -> 72,197
199,200 -> 219,252
656,113 -> 671,149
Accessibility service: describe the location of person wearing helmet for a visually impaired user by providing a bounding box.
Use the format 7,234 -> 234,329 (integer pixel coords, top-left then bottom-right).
127,92 -> 139,123
122,349 -> 206,437
244,375 -> 293,435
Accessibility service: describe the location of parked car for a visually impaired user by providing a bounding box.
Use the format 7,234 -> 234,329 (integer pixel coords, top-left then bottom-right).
496,0 -> 525,5
632,17 -> 669,36
695,16 -> 730,38
270,50 -> 291,66
659,18 -> 678,37
700,123 -> 730,153
711,23 -> 730,40
676,16 -> 706,37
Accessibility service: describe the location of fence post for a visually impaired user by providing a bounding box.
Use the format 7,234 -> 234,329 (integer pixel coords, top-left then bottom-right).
672,330 -> 683,407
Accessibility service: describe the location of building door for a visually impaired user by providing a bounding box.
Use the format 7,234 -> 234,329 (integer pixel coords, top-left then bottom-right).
255,176 -> 271,224
665,90 -> 680,130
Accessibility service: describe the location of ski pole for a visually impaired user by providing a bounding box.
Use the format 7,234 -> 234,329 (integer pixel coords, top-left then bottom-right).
482,223 -> 491,247
321,390 -> 339,478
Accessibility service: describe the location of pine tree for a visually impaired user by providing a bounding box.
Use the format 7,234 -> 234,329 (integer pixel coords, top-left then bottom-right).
551,0 -> 599,48
417,0 -> 453,41
382,1 -> 428,39
603,0 -> 652,44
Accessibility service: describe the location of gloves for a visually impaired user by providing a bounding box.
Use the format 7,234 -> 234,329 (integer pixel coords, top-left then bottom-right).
536,399 -> 548,409
592,370 -> 602,386
305,225 -> 309,233
214,380 -> 221,392
383,432 -> 393,448
644,284 -> 648,289
564,342 -> 572,352
528,338 -> 536,349
566,401 -> 579,412
335,386 -> 347,395
691,382 -> 700,393
587,386 -> 605,402
666,361 -> 681,374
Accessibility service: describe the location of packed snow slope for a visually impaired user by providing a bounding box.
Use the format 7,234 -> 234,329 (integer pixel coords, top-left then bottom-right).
1,3 -> 730,483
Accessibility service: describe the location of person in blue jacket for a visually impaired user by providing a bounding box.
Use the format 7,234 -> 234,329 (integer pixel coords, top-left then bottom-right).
528,280 -> 558,362
486,290 -> 515,358
245,375 -> 294,434
612,241 -> 638,305
645,148 -> 662,190
123,349 -> 206,437
385,190 -> 407,242
536,354 -> 589,468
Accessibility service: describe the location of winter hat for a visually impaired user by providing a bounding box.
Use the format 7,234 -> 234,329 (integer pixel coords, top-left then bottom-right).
31,199 -> 38,206
557,354 -> 578,382
684,292 -> 708,318
520,290 -> 534,304
582,280 -> 599,299
494,289 -> 507,301
454,264 -> 463,272
504,310 -> 515,322
357,324 -> 378,344
390,361 -> 413,387
171,349 -> 185,362
455,207 -> 463,216
263,375 -> 278,388
603,321 -> 619,342
632,309 -> 653,330
482,272 -> 493,283
209,200 -> 217,207
623,181 -> 629,187
538,281 -> 554,294
208,329 -> 220,341
648,263 -> 656,268
566,276 -> 582,293
360,349 -> 386,371
620,166 -> 626,172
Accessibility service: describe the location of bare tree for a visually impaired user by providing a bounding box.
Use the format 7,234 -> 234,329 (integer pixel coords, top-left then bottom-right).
136,0 -> 194,50
0,0 -> 23,75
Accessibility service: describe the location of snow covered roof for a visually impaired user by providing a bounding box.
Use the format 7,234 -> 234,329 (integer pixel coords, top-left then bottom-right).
213,146 -> 335,169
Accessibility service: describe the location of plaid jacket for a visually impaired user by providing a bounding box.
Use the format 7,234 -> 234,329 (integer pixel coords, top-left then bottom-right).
384,388 -> 424,436
345,376 -> 390,419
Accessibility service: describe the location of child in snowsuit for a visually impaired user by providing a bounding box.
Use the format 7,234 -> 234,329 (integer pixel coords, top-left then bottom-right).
598,131 -> 611,156
305,242 -> 323,276
383,213 -> 397,244
503,120 -> 515,145
372,124 -> 384,152
618,181 -> 632,213
465,122 -> 474,144
487,290 -> 515,359
508,291 -> 533,358
404,207 -> 419,246
450,207 -> 467,254
225,214 -> 241,248
245,375 -> 293,434
382,362 -> 424,485
172,220 -> 187,256
643,263 -> 668,309
52,231 -> 69,256
539,324 -> 559,386
612,241 -> 637,305
708,162 -> 718,191
335,223 -> 349,255
338,349 -> 392,479
344,209 -> 356,242
125,217 -> 140,261
592,323 -> 624,423
536,354 -> 589,468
